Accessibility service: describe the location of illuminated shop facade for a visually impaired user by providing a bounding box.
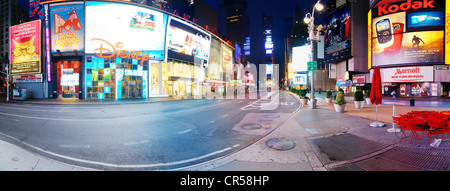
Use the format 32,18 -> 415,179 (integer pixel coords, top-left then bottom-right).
369,0 -> 450,97
18,0 -> 234,100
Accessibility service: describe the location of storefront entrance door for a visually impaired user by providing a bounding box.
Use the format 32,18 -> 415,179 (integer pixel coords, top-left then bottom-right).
57,60 -> 80,99
121,76 -> 143,99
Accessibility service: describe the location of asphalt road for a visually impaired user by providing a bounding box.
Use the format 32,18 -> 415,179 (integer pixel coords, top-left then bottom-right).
0,90 -> 300,170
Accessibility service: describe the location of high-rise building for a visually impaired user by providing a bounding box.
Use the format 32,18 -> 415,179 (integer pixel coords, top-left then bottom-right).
220,0 -> 250,62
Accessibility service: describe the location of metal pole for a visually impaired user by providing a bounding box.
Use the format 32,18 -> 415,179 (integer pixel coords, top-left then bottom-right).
6,66 -> 9,102
387,103 -> 400,132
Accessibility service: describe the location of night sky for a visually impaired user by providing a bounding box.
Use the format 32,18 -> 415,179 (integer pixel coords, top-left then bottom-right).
203,0 -> 326,67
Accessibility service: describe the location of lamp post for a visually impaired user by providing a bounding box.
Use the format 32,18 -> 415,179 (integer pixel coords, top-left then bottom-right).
304,0 -> 323,109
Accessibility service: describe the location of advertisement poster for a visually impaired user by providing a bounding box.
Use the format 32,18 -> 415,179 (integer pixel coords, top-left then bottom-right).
446,0 -> 450,64
50,3 -> 85,53
292,45 -> 311,72
222,45 -> 233,75
9,20 -> 41,75
207,39 -> 223,81
324,4 -> 351,62
167,17 -> 211,62
371,0 -> 445,67
85,2 -> 167,61
29,0 -> 49,21
293,74 -> 307,85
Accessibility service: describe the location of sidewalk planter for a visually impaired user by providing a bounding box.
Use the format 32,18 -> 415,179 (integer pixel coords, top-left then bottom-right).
334,103 -> 346,113
299,98 -> 308,105
334,91 -> 346,113
325,90 -> 332,103
353,90 -> 364,109
365,98 -> 371,105
354,101 -> 364,109
365,90 -> 371,105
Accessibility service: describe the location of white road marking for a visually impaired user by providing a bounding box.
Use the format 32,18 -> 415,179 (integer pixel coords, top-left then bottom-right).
59,144 -> 91,149
0,131 -> 241,169
177,129 -> 193,135
124,140 -> 150,146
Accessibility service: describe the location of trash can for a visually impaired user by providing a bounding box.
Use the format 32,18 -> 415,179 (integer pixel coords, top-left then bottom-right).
410,97 -> 415,106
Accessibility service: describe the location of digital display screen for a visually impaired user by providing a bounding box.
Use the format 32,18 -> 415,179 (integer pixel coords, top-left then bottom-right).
371,6 -> 445,67
376,19 -> 390,31
167,17 -> 211,63
408,11 -> 443,28
85,2 -> 167,60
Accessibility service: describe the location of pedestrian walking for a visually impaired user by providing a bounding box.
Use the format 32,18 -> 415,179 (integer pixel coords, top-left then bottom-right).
391,90 -> 396,100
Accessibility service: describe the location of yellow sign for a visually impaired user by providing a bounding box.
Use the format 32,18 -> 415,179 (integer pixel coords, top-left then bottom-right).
446,1 -> 450,64
368,10 -> 372,69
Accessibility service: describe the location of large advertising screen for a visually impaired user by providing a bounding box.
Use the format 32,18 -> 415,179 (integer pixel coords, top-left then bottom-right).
371,0 -> 445,67
50,3 -> 85,53
292,45 -> 311,72
207,38 -> 223,81
324,4 -> 351,62
85,2 -> 167,61
9,20 -> 41,75
167,17 -> 211,64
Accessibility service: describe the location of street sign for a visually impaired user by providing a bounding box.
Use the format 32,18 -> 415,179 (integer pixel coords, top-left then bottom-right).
307,61 -> 317,71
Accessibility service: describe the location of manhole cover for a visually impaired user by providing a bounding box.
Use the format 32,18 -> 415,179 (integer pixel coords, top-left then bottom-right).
242,124 -> 263,130
265,115 -> 280,119
266,138 -> 295,151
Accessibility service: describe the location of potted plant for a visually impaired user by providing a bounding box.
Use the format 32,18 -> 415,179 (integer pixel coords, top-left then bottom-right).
325,90 -> 332,103
298,89 -> 309,105
334,91 -> 346,112
365,90 -> 371,105
354,90 -> 364,109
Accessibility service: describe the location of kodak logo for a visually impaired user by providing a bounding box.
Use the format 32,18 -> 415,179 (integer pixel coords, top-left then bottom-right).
378,0 -> 435,16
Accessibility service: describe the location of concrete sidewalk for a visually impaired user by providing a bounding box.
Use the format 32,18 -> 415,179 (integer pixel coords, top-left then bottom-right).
1,91 -> 450,171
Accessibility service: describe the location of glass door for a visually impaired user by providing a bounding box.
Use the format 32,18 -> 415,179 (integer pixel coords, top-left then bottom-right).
57,60 -> 80,99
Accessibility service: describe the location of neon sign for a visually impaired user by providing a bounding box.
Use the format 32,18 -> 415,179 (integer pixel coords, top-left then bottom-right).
91,38 -> 150,66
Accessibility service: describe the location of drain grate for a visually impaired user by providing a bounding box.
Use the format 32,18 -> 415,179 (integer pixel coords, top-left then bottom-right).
241,124 -> 263,130
266,138 -> 296,151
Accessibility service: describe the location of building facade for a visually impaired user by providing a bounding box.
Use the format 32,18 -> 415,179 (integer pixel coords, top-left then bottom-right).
9,0 -> 235,100
369,0 -> 450,97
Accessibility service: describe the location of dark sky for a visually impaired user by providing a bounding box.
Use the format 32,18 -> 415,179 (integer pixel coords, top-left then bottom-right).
233,0 -> 326,67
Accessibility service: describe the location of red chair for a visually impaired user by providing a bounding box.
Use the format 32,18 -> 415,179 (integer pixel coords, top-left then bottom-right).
408,116 -> 429,145
394,116 -> 418,144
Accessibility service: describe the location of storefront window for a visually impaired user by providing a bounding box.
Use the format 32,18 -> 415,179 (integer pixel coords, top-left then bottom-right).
86,57 -> 148,99
57,60 -> 80,99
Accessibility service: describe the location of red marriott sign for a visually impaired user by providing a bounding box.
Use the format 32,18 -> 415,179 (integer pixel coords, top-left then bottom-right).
377,0 -> 436,16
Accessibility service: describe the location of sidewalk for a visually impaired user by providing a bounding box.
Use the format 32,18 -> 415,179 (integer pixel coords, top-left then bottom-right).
1,91 -> 450,171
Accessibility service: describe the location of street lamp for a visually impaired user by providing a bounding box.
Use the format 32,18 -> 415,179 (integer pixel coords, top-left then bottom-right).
304,0 -> 324,109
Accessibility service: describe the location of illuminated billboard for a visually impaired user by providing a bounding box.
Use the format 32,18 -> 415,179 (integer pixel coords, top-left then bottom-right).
9,20 -> 41,75
370,0 -> 445,67
167,16 -> 211,64
50,3 -> 85,53
85,2 -> 167,61
292,45 -> 311,72
293,73 -> 307,85
324,4 -> 351,61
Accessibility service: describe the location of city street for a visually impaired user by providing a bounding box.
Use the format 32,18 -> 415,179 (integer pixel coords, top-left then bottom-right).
0,90 -> 301,170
